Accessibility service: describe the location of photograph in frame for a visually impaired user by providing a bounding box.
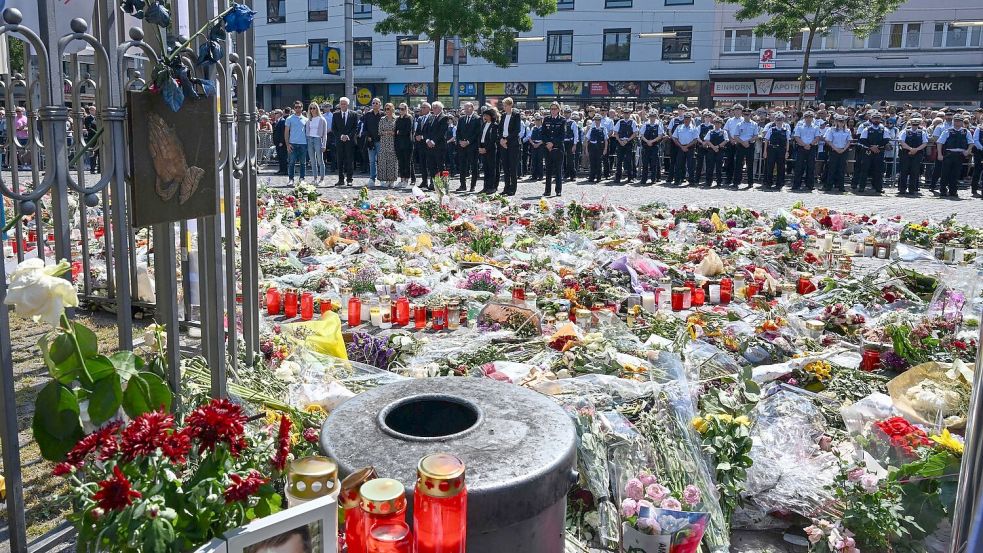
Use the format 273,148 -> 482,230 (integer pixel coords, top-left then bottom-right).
224,495 -> 338,553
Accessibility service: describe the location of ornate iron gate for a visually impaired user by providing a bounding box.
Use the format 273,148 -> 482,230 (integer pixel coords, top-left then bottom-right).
0,1 -> 259,550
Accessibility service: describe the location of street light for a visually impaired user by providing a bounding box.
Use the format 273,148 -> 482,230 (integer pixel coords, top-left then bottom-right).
281,44 -> 310,49
513,36 -> 546,42
400,39 -> 432,45
951,20 -> 983,27
637,32 -> 677,38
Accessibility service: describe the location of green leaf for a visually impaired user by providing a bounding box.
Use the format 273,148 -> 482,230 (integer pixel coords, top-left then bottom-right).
109,351 -> 144,381
72,322 -> 99,358
32,381 -> 85,461
42,333 -> 81,384
717,462 -> 732,471
79,355 -> 116,387
88,373 -> 123,425
122,372 -> 172,417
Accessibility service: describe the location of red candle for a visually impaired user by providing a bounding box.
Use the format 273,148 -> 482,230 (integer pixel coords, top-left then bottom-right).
744,282 -> 759,300
414,303 -> 427,330
432,305 -> 447,331
341,467 -> 378,553
671,287 -> 687,312
266,287 -> 281,316
413,453 -> 467,553
360,479 -> 408,546
321,297 -> 332,317
512,284 -> 526,302
284,289 -> 298,318
396,297 -> 410,327
797,273 -> 817,295
861,347 -> 881,372
300,292 -> 314,320
367,523 -> 413,553
720,278 -> 733,305
349,297 -> 362,327
691,287 -> 705,307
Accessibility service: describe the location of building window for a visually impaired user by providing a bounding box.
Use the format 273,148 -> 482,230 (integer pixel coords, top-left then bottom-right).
443,39 -> 467,64
661,26 -> 692,60
605,0 -> 631,7
267,0 -> 285,23
888,22 -> 920,48
547,31 -> 573,62
723,28 -> 761,52
308,39 -> 331,66
934,22 -> 982,47
397,36 -> 420,65
776,31 -> 804,51
511,33 -> 519,64
851,26 -> 882,49
268,40 -> 287,67
308,0 -> 328,21
665,0 -> 693,5
602,28 -> 631,61
557,0 -> 574,9
354,37 -> 372,66
353,0 -> 372,19
814,27 -> 838,50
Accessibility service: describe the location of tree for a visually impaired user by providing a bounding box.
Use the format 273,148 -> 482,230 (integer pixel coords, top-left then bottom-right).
373,0 -> 557,103
7,36 -> 25,75
716,0 -> 903,108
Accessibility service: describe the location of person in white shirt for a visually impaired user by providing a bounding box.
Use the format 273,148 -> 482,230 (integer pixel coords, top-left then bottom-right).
937,114 -> 974,198
722,104 -> 744,185
897,118 -> 929,195
792,111 -> 822,190
671,112 -> 701,186
823,115 -> 852,192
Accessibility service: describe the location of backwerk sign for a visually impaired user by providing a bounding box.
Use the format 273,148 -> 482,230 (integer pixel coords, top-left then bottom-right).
864,77 -> 982,100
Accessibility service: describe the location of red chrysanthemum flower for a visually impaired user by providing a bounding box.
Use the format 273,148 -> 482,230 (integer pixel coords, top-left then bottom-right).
302,427 -> 319,443
272,415 -> 292,471
120,410 -> 175,460
223,470 -> 268,504
52,462 -> 74,477
160,428 -> 193,464
185,398 -> 248,456
92,466 -> 142,512
64,421 -> 123,468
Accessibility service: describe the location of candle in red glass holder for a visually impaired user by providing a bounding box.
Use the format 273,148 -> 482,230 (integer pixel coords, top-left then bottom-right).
390,300 -> 398,326
341,467 -> 378,553
797,272 -> 817,295
283,289 -> 298,318
414,303 -> 427,330
368,522 -> 413,553
720,278 -> 733,305
300,292 -> 314,320
321,297 -> 332,317
671,287 -> 687,312
861,347 -> 881,372
432,305 -> 447,331
349,297 -> 362,327
360,478 -> 408,542
691,287 -> 705,307
413,453 -> 467,553
396,297 -> 410,326
512,284 -> 526,302
744,282 -> 759,301
71,261 -> 83,279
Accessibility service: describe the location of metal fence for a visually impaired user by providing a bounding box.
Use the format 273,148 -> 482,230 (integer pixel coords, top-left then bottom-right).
0,1 -> 260,551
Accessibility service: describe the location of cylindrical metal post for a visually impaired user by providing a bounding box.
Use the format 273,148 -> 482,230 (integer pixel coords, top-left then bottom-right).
344,0 -> 354,98
950,317 -> 983,552
452,35 -> 460,110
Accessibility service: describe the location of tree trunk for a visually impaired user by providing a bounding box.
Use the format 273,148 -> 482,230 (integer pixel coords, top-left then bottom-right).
797,29 -> 817,111
431,37 -> 441,103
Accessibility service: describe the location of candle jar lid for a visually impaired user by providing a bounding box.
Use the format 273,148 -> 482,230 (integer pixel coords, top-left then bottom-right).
340,466 -> 378,509
671,287 -> 689,293
416,452 -> 466,498
288,455 -> 338,501
805,320 -> 825,332
359,478 -> 407,514
800,272 -> 813,279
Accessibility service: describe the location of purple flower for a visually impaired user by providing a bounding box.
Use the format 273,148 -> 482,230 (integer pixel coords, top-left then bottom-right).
625,478 -> 644,501
682,485 -> 701,506
881,350 -> 910,371
660,497 -> 682,511
638,472 -> 657,487
621,498 -> 639,517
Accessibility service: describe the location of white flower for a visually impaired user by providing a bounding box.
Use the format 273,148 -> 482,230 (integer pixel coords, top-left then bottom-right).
4,259 -> 79,327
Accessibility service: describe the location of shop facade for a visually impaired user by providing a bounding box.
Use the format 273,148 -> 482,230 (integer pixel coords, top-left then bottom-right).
709,77 -> 818,108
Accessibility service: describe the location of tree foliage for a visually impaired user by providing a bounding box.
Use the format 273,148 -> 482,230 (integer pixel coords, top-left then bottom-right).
7,36 -> 25,75
373,0 -> 557,100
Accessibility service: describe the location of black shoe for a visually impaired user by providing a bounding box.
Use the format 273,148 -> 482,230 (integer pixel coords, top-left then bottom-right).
336,180 -> 345,187
455,185 -> 467,192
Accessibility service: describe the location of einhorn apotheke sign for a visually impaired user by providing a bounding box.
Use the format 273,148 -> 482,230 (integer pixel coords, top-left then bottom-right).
864,77 -> 982,100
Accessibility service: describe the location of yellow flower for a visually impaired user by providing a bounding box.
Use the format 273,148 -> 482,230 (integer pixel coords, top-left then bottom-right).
692,416 -> 709,434
930,429 -> 964,454
539,198 -> 549,212
712,413 -> 734,424
304,404 -> 328,417
734,415 -> 751,427
803,360 -> 832,382
264,410 -> 281,426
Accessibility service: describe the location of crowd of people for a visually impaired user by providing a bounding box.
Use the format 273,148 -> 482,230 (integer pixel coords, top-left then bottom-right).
257,99 -> 983,199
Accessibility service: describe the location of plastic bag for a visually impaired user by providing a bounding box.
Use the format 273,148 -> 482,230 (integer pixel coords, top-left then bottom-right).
286,312 -> 348,361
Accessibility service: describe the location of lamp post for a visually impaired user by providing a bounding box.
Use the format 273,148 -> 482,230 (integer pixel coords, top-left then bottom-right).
344,0 -> 354,98
451,35 -> 460,109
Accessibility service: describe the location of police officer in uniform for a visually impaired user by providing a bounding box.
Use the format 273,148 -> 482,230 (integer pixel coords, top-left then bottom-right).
855,112 -> 890,194
586,114 -> 608,183
665,106 -> 686,182
896,118 -> 929,195
792,111 -> 822,190
937,114 -> 974,198
694,111 -> 715,185
970,118 -> 983,196
671,112 -> 701,186
639,111 -> 664,185
731,108 -> 759,188
722,104 -> 744,185
613,109 -> 638,184
542,102 -> 567,196
823,115 -> 852,192
528,114 -> 544,181
702,117 -> 728,187
762,112 -> 791,189
563,107 -> 580,182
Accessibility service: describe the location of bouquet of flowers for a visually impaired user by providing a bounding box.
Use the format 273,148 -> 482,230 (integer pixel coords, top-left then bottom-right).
620,471 -> 708,553
460,269 -> 503,293
53,399 -> 290,553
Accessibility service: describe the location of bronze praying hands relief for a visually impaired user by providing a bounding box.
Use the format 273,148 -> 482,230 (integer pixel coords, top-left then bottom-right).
148,112 -> 204,205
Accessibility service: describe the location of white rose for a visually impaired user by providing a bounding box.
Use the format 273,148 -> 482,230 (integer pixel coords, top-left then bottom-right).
4,259 -> 79,327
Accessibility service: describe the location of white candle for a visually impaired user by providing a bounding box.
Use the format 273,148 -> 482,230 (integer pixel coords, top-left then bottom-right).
709,284 -> 721,305
642,292 -> 656,313
369,307 -> 382,327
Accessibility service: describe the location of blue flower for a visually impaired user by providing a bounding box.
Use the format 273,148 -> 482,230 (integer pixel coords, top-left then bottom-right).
120,0 -> 147,17
196,40 -> 224,67
223,4 -> 256,33
144,2 -> 170,27
772,229 -> 783,238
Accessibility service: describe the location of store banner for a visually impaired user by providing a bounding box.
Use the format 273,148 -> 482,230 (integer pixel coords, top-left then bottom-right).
485,83 -> 506,95
355,86 -> 374,106
589,82 -> 609,96
436,83 -> 477,96
712,80 -> 816,97
606,82 -> 639,96
535,82 -> 556,96
557,82 -> 583,95
388,83 -> 430,96
504,82 -> 528,95
863,77 -> 982,100
323,47 -> 341,75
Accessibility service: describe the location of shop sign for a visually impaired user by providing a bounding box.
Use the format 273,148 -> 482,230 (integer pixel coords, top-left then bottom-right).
486,82 -> 529,96
536,82 -> 584,96
758,48 -> 776,69
355,87 -> 373,105
436,82 -> 477,96
712,80 -> 816,97
323,47 -> 341,75
388,83 -> 429,96
862,77 -> 982,99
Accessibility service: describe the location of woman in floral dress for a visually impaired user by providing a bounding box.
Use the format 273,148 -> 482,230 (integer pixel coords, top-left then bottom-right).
377,103 -> 398,187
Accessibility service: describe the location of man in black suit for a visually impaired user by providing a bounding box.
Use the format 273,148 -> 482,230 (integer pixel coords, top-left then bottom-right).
272,108 -> 287,175
455,102 -> 481,192
498,97 -> 522,196
332,97 -> 359,186
423,101 -> 450,191
414,102 -> 431,188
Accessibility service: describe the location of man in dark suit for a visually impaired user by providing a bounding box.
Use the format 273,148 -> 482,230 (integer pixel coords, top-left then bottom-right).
455,102 -> 481,192
423,101 -> 450,191
498,97 -> 522,196
414,103 -> 431,188
272,108 -> 287,175
331,97 -> 359,186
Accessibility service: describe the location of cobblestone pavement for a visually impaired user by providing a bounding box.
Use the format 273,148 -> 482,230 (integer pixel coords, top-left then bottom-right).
259,168 -> 983,227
